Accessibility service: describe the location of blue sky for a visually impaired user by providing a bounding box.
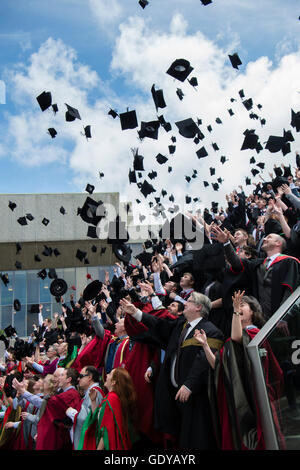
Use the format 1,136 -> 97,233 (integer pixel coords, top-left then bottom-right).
0,0 -> 299,219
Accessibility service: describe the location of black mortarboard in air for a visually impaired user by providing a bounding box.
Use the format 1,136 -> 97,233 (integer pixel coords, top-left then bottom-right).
60,206 -> 66,215
215,117 -> 222,124
87,226 -> 98,238
210,167 -> 215,176
188,77 -> 198,87
151,84 -> 166,111
4,325 -> 17,337
37,269 -> 47,280
283,165 -> 292,178
1,274 -> 9,286
82,280 -> 103,302
42,218 -> 50,226
26,213 -> 34,221
139,0 -> 149,8
246,177 -> 251,185
212,183 -> 219,191
166,58 -> 193,82
251,168 -> 260,177
176,88 -> 184,100
228,108 -> 234,116
36,91 -> 52,111
139,180 -> 156,198
220,156 -> 227,164
48,268 -> 57,279
291,109 -> 300,132
265,135 -> 285,153
229,53 -> 242,70
203,181 -> 209,187
239,89 -> 245,98
133,153 -> 144,172
9,201 -> 17,211
138,120 -> 160,140
129,169 -> 137,184
169,145 -> 176,154
14,299 -> 21,312
283,129 -> 294,143
119,110 -> 138,130
200,0 -> 212,4
185,196 -> 191,204
15,261 -> 22,270
250,156 -> 256,164
42,245 -> 52,256
175,118 -> 200,139
16,243 -> 22,254
185,176 -> 191,183
34,254 -> 41,262
29,304 -> 40,313
17,217 -> 28,226
108,108 -> 118,119
85,183 -> 95,194
168,166 -> 172,173
84,125 -> 92,139
48,128 -> 57,138
52,103 -> 58,114
296,153 -> 300,168
53,248 -> 60,257
91,245 -> 97,253
282,142 -> 291,156
76,249 -> 87,262
148,170 -> 157,180
273,166 -> 283,177
65,104 -> 81,121
50,278 -> 68,298
256,162 -> 265,169
156,153 -> 168,165
243,98 -> 253,111
212,142 -> 219,151
241,131 -> 259,150
196,147 -> 208,159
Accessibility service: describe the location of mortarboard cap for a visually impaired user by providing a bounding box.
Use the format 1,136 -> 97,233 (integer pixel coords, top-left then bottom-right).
166,58 -> 193,82
169,145 -> 176,154
48,128 -> 57,138
16,243 -> 22,254
203,181 -> 209,187
138,120 -> 160,140
42,245 -> 52,256
4,325 -> 17,337
91,245 -> 97,253
168,166 -> 172,173
60,206 -> 66,215
119,110 -> 138,130
1,274 -> 9,286
9,201 -> 17,211
42,218 -> 50,226
212,183 -> 219,191
108,108 -> 118,119
196,147 -> 208,159
228,108 -> 234,116
52,103 -> 58,114
26,213 -> 34,221
36,91 -> 52,111
17,217 -> 28,226
13,299 -> 21,312
34,254 -> 41,262
65,103 -> 81,121
215,117 -> 222,124
256,162 -> 265,169
15,261 -> 22,270
210,167 -> 215,176
251,168 -> 260,177
151,84 -> 166,111
84,125 -> 91,139
250,156 -> 256,164
156,153 -> 168,165
291,109 -> 300,132
188,77 -> 198,87
129,169 -> 137,184
133,152 -> 144,171
82,280 -> 103,301
265,135 -> 285,153
220,156 -> 227,164
245,177 -> 251,185
48,268 -> 57,279
239,89 -> 245,98
85,183 -> 95,194
176,88 -> 184,100
175,118 -> 200,138
37,269 -> 47,280
50,278 -> 68,298
243,98 -> 253,111
139,180 -> 156,198
76,249 -> 87,262
212,142 -> 219,151
200,0 -> 212,5
241,131 -> 259,150
229,53 -> 242,69
139,0 -> 149,8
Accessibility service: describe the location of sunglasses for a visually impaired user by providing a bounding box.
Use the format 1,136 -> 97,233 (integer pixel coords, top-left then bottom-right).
78,373 -> 89,379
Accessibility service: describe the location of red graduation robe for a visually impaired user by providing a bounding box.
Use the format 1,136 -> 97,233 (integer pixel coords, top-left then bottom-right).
35,387 -> 81,450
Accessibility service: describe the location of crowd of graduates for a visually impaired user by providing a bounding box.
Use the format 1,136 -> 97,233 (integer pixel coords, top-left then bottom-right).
0,161 -> 300,451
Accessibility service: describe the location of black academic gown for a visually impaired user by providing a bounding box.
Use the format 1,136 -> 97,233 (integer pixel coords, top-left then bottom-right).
139,312 -> 224,450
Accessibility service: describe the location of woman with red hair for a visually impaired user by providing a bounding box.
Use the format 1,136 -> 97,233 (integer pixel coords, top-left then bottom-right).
78,367 -> 138,450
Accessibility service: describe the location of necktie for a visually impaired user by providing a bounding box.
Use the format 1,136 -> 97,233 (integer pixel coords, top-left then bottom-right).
174,322 -> 190,384
105,340 -> 119,374
263,257 -> 271,271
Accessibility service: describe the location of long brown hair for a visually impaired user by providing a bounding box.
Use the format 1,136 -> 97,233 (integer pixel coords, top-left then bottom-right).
112,368 -> 137,431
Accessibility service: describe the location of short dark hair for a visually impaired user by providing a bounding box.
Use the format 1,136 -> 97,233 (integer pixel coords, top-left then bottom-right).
173,301 -> 185,313
66,368 -> 79,387
84,366 -> 100,383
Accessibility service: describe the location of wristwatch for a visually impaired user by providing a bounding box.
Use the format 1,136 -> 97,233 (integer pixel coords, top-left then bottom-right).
233,311 -> 240,316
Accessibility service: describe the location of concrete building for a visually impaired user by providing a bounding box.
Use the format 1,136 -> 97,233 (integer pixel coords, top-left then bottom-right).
0,192 -> 158,337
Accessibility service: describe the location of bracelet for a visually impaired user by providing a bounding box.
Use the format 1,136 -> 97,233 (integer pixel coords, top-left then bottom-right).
233,311 -> 240,316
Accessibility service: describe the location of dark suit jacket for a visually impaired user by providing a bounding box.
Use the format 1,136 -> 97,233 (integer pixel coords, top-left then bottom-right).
139,312 -> 224,449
